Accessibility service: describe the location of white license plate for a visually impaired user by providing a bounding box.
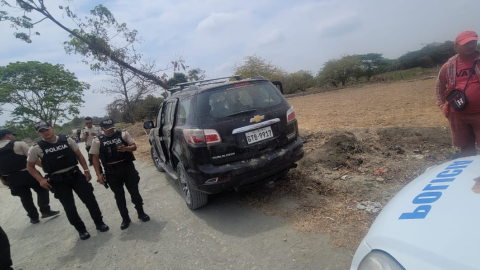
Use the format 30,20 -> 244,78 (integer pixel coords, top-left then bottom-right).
245,126 -> 273,144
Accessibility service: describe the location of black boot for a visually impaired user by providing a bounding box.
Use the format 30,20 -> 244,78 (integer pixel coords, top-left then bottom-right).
120,218 -> 131,230
96,222 -> 109,232
41,210 -> 60,219
138,212 -> 150,222
30,217 -> 40,224
79,230 -> 90,240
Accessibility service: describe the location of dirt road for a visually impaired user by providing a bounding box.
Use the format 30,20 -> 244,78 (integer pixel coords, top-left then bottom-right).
0,143 -> 352,270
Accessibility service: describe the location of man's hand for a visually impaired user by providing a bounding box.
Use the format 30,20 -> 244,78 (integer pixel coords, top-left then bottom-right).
39,178 -> 52,190
90,132 -> 97,136
84,171 -> 92,181
1,179 -> 8,186
97,174 -> 105,185
118,145 -> 126,152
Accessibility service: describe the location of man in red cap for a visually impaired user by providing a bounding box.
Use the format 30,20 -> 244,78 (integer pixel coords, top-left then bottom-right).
435,30 -> 480,157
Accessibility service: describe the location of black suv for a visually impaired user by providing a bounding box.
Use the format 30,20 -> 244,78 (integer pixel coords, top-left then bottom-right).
144,76 -> 304,209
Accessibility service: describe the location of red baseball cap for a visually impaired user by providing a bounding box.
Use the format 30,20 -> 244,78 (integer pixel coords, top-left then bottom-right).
455,30 -> 478,45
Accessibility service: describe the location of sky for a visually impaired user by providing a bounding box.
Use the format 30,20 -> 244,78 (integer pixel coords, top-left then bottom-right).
1,0 -> 479,126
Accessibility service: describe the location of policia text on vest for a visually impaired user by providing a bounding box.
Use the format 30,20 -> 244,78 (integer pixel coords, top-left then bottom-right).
27,122 -> 109,240
0,129 -> 59,224
91,119 -> 150,230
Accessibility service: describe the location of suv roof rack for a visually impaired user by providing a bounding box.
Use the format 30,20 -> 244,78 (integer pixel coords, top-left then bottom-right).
175,75 -> 242,90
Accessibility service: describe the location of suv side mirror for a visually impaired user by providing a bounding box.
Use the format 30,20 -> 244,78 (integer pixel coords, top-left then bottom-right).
271,81 -> 283,94
143,121 -> 155,129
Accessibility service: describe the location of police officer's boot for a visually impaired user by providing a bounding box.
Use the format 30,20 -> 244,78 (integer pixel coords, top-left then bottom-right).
136,207 -> 150,222
78,230 -> 90,240
120,218 -> 131,230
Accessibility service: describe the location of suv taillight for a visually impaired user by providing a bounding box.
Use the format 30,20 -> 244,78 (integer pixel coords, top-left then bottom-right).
183,129 -> 221,146
287,106 -> 296,122
204,129 -> 222,144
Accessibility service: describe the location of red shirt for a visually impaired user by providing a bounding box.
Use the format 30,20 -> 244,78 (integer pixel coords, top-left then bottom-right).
453,58 -> 480,114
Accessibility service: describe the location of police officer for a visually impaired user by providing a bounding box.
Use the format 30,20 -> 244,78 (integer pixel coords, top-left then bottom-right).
90,119 -> 150,230
0,129 -> 59,224
80,117 -> 101,166
27,121 -> 109,240
0,225 -> 13,270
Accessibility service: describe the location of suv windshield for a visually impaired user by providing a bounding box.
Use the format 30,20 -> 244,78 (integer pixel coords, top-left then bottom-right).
196,81 -> 284,122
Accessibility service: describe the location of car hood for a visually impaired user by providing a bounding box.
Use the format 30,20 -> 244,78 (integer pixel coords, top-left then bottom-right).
360,156 -> 480,270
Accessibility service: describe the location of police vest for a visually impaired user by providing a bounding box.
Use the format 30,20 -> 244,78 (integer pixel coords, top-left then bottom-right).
0,141 -> 28,176
98,130 -> 135,165
37,134 -> 78,174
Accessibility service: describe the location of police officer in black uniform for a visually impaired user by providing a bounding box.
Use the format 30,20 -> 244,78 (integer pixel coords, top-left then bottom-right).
27,122 -> 109,240
0,225 -> 13,270
0,129 -> 59,224
90,119 -> 150,230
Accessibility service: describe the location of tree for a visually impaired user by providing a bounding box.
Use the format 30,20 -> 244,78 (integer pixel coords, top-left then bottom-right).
0,61 -> 88,127
283,70 -> 315,94
0,1 -> 171,89
317,55 -> 362,87
357,53 -> 392,80
135,95 -> 164,121
167,73 -> 188,87
233,55 -> 286,81
187,68 -> 206,81
98,58 -> 162,123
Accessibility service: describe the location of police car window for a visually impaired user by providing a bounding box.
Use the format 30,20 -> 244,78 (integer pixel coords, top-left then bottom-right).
177,98 -> 190,126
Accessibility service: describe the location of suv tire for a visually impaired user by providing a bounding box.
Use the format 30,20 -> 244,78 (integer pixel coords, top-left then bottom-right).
177,162 -> 208,210
150,147 -> 165,172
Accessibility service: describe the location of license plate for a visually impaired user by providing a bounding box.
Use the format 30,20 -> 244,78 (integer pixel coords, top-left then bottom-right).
245,126 -> 273,144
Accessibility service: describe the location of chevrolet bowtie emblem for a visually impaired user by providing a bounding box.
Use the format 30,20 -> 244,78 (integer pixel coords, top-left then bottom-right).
250,115 -> 265,123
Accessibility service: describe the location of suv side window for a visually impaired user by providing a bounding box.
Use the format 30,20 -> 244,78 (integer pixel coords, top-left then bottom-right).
156,103 -> 164,127
164,100 -> 176,125
177,98 -> 191,126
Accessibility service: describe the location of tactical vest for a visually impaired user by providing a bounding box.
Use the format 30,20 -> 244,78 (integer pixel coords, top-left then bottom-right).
0,141 -> 28,176
98,130 -> 135,165
37,134 -> 78,174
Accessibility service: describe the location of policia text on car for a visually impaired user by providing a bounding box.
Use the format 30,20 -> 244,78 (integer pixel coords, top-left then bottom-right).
26,121 -> 109,240
90,119 -> 150,230
0,128 -> 59,224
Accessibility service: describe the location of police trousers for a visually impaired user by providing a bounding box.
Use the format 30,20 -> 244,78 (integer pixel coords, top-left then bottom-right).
5,170 -> 50,219
49,168 -> 104,232
0,225 -> 12,270
85,146 -> 93,166
105,161 -> 143,220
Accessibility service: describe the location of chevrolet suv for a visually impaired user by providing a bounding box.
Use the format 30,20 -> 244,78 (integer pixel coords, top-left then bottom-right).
144,76 -> 304,209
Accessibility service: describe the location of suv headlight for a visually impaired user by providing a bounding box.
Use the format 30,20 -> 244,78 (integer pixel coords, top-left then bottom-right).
358,250 -> 405,270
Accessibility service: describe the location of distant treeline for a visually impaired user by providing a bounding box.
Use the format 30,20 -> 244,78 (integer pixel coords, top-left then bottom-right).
233,41 -> 479,94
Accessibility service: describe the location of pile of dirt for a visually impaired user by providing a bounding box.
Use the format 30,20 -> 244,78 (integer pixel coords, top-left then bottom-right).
238,127 -> 456,249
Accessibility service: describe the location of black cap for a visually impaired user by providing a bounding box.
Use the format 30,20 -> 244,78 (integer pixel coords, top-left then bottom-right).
34,121 -> 52,131
99,119 -> 115,130
0,129 -> 16,137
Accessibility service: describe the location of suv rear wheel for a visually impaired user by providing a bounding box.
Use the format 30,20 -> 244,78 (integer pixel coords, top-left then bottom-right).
177,162 -> 208,210
150,147 -> 165,172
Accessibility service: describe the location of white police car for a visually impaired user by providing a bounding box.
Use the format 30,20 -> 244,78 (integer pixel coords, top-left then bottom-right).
351,156 -> 480,270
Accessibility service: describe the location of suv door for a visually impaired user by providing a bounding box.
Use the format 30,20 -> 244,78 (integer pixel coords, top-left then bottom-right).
153,103 -> 168,165
162,99 -> 178,164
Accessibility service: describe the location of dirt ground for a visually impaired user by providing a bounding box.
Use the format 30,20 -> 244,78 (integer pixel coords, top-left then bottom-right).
130,77 -> 459,250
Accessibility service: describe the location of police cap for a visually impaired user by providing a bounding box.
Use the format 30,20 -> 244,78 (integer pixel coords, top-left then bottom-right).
0,129 -> 16,137
99,119 -> 115,130
34,121 -> 52,131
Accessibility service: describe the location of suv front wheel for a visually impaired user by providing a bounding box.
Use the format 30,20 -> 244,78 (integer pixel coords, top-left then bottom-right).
177,162 -> 208,210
